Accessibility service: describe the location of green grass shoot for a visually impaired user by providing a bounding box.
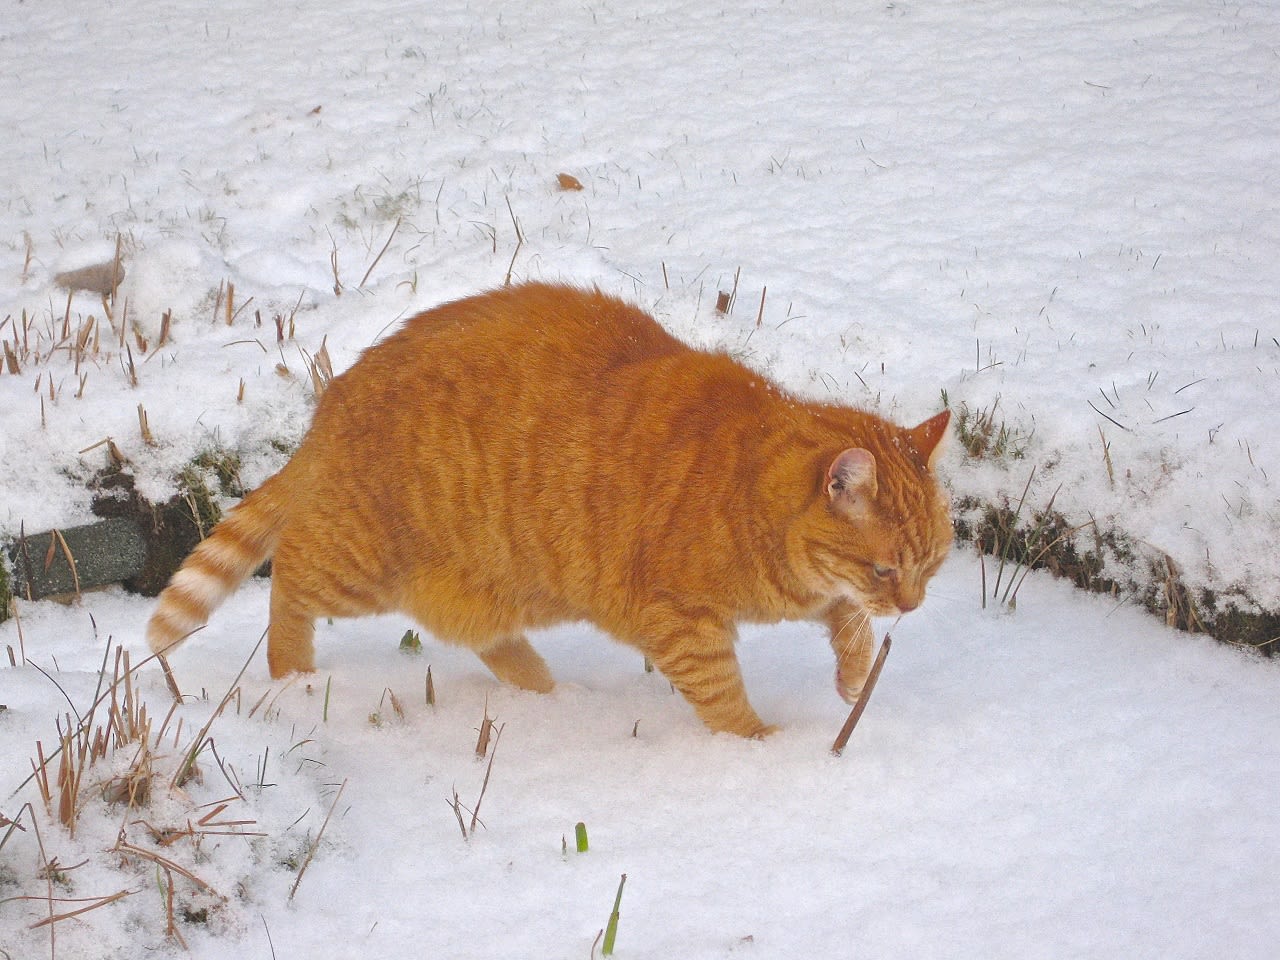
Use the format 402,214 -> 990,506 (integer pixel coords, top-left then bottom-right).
602,873 -> 626,956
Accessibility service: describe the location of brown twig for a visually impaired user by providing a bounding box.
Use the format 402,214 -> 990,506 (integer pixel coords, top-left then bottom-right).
113,838 -> 225,899
474,696 -> 494,758
158,653 -> 183,703
469,723 -> 503,835
328,235 -> 343,296
503,197 -> 524,287
27,802 -> 57,953
163,865 -> 188,948
358,217 -> 401,289
24,888 -> 135,929
831,635 -> 892,756
51,528 -> 81,598
447,788 -> 468,839
170,630 -> 266,789
288,778 -> 347,901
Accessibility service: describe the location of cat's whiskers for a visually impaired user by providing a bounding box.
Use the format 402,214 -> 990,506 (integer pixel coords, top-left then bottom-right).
832,605 -> 873,659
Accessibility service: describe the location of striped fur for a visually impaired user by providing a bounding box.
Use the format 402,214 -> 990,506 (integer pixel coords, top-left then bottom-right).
146,283 -> 951,737
146,474 -> 286,656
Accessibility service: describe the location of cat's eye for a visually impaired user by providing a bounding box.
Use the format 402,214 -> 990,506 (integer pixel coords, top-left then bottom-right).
872,564 -> 896,580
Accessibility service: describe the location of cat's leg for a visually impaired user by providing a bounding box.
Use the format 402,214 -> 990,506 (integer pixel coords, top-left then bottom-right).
266,576 -> 317,678
266,532 -> 390,677
476,635 -> 555,694
638,605 -> 773,738
826,598 -> 875,704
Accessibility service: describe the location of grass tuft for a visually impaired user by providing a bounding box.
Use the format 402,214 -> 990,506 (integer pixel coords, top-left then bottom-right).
399,629 -> 423,654
950,394 -> 1032,461
954,486 -> 1276,655
5,632 -> 285,947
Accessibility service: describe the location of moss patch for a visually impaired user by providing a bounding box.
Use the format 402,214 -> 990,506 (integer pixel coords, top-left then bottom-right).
185,448 -> 246,500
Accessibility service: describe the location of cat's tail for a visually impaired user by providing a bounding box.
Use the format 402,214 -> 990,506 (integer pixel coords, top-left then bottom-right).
146,472 -> 289,659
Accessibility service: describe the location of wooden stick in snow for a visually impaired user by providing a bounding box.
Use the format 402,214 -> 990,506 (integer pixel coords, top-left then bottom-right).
830,634 -> 892,757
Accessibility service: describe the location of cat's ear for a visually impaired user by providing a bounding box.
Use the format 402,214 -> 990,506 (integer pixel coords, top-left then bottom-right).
827,448 -> 877,506
907,409 -> 951,471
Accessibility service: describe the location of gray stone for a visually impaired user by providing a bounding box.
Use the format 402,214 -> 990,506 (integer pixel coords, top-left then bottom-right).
6,517 -> 147,601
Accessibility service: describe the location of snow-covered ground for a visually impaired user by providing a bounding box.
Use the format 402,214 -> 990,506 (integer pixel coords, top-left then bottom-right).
4,565 -> 1279,959
2,1 -> 1278,958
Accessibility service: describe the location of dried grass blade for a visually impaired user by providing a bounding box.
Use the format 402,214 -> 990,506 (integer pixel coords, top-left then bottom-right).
171,630 -> 266,789
28,888 -> 134,929
289,778 -> 348,901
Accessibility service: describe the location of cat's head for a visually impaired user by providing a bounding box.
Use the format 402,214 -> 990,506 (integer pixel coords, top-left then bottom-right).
793,410 -> 952,616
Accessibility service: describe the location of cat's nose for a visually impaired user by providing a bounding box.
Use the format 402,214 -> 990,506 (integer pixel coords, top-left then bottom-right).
896,587 -> 923,613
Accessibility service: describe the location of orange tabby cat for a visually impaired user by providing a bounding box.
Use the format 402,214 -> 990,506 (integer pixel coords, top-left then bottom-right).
148,283 -> 951,737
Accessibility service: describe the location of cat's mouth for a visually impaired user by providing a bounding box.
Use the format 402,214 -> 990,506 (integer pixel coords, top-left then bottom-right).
831,580 -> 908,617
863,598 -> 907,617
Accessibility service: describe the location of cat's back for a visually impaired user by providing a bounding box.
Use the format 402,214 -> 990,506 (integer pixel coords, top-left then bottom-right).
289,283 -> 686,474
365,282 -> 686,384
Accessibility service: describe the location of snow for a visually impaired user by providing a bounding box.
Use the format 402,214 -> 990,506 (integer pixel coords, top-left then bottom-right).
1,1 -> 1278,958
4,567 -> 1278,959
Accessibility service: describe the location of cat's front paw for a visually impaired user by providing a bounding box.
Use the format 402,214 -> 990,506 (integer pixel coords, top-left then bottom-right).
836,671 -> 867,705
